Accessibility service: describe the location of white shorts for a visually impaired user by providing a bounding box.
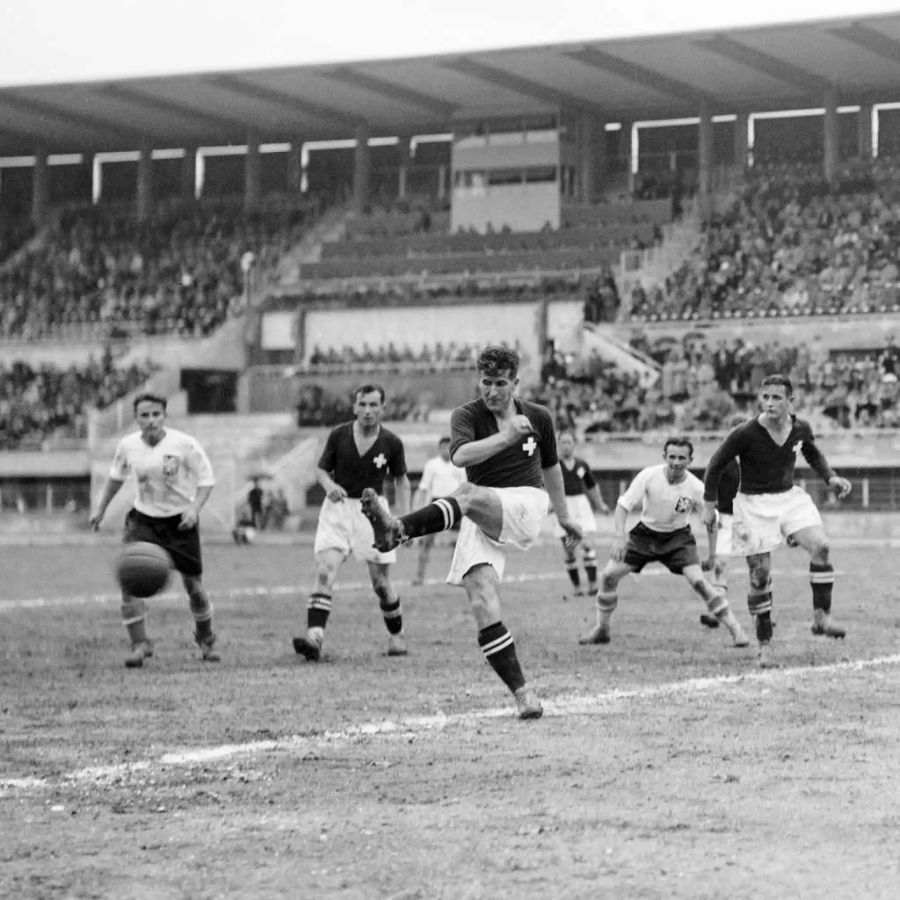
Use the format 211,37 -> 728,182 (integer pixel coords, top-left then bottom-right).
731,487 -> 822,556
314,496 -> 397,565
552,494 -> 597,539
447,486 -> 549,586
715,512 -> 733,557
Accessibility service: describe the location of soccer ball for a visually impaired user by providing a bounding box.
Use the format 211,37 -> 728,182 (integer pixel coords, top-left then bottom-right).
115,542 -> 173,597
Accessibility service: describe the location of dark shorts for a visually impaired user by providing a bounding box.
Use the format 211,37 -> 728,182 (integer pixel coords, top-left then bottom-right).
124,509 -> 203,578
623,522 -> 698,575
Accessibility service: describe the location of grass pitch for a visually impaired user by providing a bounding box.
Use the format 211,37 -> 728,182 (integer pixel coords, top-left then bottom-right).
2,534 -> 899,899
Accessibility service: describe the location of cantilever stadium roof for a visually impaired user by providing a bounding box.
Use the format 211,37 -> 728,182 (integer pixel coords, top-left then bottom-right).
2,13 -> 900,156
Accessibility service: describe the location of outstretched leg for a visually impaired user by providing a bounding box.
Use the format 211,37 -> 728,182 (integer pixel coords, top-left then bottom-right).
790,525 -> 845,639
368,562 -> 407,656
579,560 -> 633,644
682,565 -> 749,647
463,563 -> 541,720
747,552 -> 777,668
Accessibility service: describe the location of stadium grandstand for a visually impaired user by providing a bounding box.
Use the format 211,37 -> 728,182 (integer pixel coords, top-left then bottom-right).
7,12 -> 900,532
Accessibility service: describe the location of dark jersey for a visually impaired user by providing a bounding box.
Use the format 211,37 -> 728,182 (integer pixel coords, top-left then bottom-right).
450,398 -> 558,490
715,459 -> 740,515
560,457 -> 596,496
318,423 -> 407,498
704,416 -> 834,500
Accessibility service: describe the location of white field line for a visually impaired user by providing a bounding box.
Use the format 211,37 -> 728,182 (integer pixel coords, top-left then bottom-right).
0,566 -> 848,612
3,652 -> 899,794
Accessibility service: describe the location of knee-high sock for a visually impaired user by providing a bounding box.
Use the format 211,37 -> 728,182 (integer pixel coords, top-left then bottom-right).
478,622 -> 526,693
121,597 -> 147,644
748,581 -> 773,643
399,497 -> 461,539
810,563 -> 834,612
380,597 -> 403,635
596,589 -> 617,626
307,591 -> 332,630
189,587 -> 214,640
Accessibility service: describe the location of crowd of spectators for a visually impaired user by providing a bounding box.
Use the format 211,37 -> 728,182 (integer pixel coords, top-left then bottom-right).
532,333 -> 900,436
627,158 -> 900,322
0,350 -> 157,450
304,340 -> 482,373
295,383 -> 430,427
0,200 -> 321,340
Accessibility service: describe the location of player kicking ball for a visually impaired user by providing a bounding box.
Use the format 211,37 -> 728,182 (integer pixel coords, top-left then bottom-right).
580,436 -> 749,649
361,345 -> 582,720
702,375 -> 852,668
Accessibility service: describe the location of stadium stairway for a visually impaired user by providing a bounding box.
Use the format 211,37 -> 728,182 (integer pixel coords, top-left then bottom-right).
271,204 -> 354,288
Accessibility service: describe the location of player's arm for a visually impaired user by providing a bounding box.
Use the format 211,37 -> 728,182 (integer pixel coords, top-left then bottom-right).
179,484 -> 214,530
543,463 -> 582,549
450,411 -> 532,467
610,501 -> 630,562
702,504 -> 719,569
413,464 -> 433,508
391,473 -> 411,517
702,435 -> 740,528
316,467 -> 348,503
89,477 -> 125,531
800,438 -> 851,498
586,483 -> 610,515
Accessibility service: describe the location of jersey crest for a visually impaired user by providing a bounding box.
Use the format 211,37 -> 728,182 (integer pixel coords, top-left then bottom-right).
162,454 -> 180,478
576,466 -> 585,479
675,496 -> 693,513
791,439 -> 804,457
522,436 -> 537,456
373,452 -> 387,469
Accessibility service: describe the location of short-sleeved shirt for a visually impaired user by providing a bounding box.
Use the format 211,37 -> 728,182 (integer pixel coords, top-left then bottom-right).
450,398 -> 558,489
560,457 -> 596,496
704,415 -> 833,500
318,422 -> 407,498
110,427 -> 215,518
418,455 -> 466,500
617,464 -> 705,533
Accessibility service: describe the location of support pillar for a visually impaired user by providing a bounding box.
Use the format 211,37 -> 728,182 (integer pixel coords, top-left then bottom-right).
823,88 -> 838,186
245,130 -> 261,212
397,134 -> 411,200
353,121 -> 371,213
136,140 -> 153,222
182,148 -> 197,201
734,113 -> 749,171
698,102 -> 713,197
287,139 -> 302,192
618,121 -> 634,192
575,110 -> 605,203
858,104 -> 873,160
32,146 -> 49,228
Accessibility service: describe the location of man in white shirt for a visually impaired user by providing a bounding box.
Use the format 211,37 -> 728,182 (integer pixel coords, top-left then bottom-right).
580,436 -> 748,649
411,437 -> 466,585
90,392 -> 219,668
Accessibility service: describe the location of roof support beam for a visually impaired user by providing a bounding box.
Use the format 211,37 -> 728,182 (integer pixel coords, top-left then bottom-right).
564,47 -> 714,107
695,35 -> 828,96
440,56 -> 605,116
0,92 -> 141,143
829,23 -> 900,64
206,74 -> 363,129
325,67 -> 456,119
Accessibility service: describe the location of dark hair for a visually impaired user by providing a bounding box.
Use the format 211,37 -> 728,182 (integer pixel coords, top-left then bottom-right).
477,345 -> 519,378
438,436 -> 451,445
353,383 -> 386,404
133,392 -> 167,413
664,435 -> 694,457
759,374 -> 793,398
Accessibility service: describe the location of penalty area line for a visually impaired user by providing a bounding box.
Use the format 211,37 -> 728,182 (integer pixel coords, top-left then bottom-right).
3,652 -> 899,793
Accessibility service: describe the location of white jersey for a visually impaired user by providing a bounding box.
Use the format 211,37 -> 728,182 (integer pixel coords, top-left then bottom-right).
110,427 -> 215,518
617,464 -> 704,533
418,456 -> 466,501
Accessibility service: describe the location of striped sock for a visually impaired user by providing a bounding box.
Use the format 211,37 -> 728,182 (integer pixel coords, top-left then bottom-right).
810,563 -> 834,612
121,597 -> 147,644
478,621 -> 525,693
400,497 -> 461,539
307,591 -> 332,630
381,597 -> 403,635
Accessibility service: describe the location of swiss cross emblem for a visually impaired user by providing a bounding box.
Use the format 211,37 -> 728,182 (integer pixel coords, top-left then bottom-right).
373,453 -> 387,468
522,436 -> 537,456
576,466 -> 585,479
